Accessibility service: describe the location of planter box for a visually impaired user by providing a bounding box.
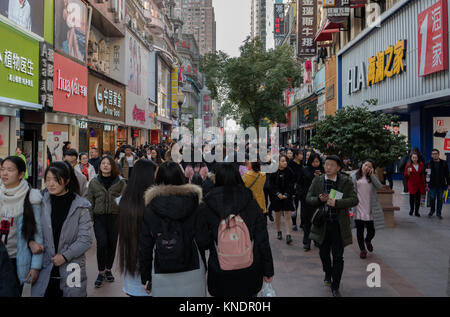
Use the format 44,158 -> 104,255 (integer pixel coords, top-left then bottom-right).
377,187 -> 400,228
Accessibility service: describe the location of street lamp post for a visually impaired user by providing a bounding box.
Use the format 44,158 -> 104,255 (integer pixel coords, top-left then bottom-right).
177,90 -> 186,126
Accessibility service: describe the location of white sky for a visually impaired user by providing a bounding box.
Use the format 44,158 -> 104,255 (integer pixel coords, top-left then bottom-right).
212,0 -> 251,57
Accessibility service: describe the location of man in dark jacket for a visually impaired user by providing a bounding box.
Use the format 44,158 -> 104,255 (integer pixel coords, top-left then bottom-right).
427,149 -> 450,219
89,147 -> 102,174
306,155 -> 358,297
399,152 -> 410,194
0,241 -> 19,297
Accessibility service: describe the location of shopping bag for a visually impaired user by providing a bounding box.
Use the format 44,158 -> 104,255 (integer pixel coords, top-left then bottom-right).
260,282 -> 276,297
22,280 -> 32,297
443,190 -> 449,204
425,191 -> 431,208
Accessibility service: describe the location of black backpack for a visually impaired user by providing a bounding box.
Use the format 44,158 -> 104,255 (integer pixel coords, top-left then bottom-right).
154,217 -> 192,274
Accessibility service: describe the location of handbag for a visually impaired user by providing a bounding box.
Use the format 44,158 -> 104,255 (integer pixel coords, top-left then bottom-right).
312,205 -> 327,227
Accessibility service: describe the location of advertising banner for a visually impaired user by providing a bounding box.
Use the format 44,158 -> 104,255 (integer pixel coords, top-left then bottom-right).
53,52 -> 88,115
434,117 -> 450,160
298,0 -> 317,57
39,42 -> 54,109
0,21 -> 39,106
274,3 -> 285,38
55,0 -> 88,63
418,0 -> 448,77
0,0 -> 44,38
126,92 -> 150,129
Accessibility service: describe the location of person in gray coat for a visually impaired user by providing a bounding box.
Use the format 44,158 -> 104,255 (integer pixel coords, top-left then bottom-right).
350,159 -> 385,259
32,162 -> 92,297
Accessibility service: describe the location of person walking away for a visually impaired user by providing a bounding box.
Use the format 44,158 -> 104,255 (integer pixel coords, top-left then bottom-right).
63,149 -> 88,198
119,145 -> 138,180
297,153 -> 324,251
306,155 -> 358,297
89,147 -> 102,174
288,149 -> 304,232
269,155 -> 296,245
75,152 -> 97,183
242,161 -> 267,216
139,161 -> 205,297
32,161 -> 92,297
0,156 -> 43,296
404,153 -> 426,217
88,156 -> 126,288
427,149 -> 450,219
118,159 -> 157,297
14,147 -> 28,180
196,163 -> 274,297
350,159 -> 385,259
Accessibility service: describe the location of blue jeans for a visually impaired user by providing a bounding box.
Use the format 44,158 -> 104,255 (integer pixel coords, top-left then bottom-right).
429,187 -> 444,216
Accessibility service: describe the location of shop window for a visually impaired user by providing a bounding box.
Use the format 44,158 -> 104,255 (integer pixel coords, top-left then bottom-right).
0,116 -> 10,158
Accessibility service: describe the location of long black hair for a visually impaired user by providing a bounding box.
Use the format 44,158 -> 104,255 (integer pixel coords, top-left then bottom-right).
307,152 -> 323,168
44,161 -> 80,195
1,156 -> 36,242
214,163 -> 245,217
356,159 -> 376,183
118,159 -> 157,275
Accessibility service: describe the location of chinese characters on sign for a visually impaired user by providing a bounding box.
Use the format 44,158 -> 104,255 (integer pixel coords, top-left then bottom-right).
418,0 -> 448,77
298,0 -> 317,57
324,0 -> 350,18
346,40 -> 406,95
0,49 -> 35,87
39,43 -> 54,108
132,104 -> 146,123
274,4 -> 285,37
171,67 -> 179,111
95,83 -> 122,118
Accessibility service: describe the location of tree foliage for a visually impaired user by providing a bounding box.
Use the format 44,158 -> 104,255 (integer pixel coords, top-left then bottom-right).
310,106 -> 410,168
200,37 -> 302,130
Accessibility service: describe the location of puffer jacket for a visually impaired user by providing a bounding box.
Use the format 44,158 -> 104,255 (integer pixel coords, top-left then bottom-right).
195,185 -> 274,297
242,171 -> 267,213
87,176 -> 126,220
139,184 -> 205,297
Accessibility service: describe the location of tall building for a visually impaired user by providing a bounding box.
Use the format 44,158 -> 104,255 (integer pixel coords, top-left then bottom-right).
250,0 -> 267,50
175,0 -> 216,56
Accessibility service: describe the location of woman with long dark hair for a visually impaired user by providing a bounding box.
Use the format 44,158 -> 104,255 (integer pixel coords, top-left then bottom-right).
33,161 -> 92,297
0,156 -> 43,296
351,159 -> 385,259
269,155 -> 296,245
88,156 -> 126,288
196,163 -> 274,297
118,159 -> 157,297
297,152 -> 324,251
139,161 -> 205,297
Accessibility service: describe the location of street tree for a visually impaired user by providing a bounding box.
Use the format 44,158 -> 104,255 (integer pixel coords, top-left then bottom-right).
200,37 -> 302,136
310,105 -> 410,169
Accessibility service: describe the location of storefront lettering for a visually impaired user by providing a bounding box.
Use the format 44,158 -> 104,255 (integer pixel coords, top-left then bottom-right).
57,69 -> 87,99
132,104 -> 146,123
347,39 -> 406,95
0,48 -> 35,88
95,83 -> 122,118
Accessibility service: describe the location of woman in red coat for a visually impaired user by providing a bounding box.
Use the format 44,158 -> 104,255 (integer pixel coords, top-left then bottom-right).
404,153 -> 426,217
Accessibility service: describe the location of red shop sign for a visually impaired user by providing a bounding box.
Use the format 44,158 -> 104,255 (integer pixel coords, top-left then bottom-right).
132,104 -> 146,123
418,0 -> 449,77
53,53 -> 88,115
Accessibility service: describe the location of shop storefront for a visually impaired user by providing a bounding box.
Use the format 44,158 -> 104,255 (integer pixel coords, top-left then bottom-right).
298,97 -> 318,146
338,0 -> 450,161
87,72 -> 126,155
0,21 -> 42,187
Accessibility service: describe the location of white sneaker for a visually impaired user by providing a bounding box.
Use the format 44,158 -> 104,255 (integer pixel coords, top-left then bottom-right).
401,192 -> 409,195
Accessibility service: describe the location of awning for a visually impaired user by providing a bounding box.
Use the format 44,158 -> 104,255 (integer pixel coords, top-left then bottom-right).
314,19 -> 343,42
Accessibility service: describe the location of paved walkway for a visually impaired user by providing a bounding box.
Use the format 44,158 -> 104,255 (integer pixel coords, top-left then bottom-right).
85,181 -> 450,297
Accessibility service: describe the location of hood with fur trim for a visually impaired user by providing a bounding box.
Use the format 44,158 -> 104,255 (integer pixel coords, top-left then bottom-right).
144,184 -> 202,220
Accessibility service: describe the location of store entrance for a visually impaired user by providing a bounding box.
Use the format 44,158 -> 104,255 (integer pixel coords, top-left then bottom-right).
18,124 -> 44,189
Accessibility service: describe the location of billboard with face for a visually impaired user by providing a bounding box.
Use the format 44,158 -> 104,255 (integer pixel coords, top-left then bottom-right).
0,0 -> 44,38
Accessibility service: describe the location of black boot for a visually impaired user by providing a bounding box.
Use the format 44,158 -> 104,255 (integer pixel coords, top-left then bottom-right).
277,232 -> 282,240
286,235 -> 292,245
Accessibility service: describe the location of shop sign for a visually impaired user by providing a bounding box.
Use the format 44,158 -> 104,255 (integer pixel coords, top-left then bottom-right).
346,39 -> 406,95
39,42 -> 54,108
274,3 -> 285,38
77,120 -> 88,129
132,104 -> 145,123
0,22 -> 39,106
53,52 -> 88,115
418,0 -> 448,77
324,0 -> 350,18
433,117 -> 450,159
88,74 -> 125,122
171,67 -> 179,110
298,0 -> 317,57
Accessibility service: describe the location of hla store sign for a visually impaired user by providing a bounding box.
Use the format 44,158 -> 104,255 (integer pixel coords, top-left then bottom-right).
346,39 -> 406,95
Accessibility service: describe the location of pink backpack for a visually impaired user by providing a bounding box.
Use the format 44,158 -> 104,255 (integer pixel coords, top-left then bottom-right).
216,214 -> 254,271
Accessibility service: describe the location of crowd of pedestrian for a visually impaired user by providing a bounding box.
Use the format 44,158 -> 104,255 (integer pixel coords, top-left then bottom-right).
1,140 -> 449,298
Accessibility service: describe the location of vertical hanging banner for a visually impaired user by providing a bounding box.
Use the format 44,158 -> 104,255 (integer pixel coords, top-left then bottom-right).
274,3 -> 285,38
418,0 -> 449,77
171,67 -> 179,110
298,0 -> 317,57
39,42 -> 54,109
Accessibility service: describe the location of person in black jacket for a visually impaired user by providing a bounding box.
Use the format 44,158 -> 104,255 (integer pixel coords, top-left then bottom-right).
288,149 -> 304,231
139,161 -> 205,297
427,149 -> 450,219
399,151 -> 410,194
0,240 -> 19,297
296,152 -> 324,251
195,163 -> 274,297
269,155 -> 296,245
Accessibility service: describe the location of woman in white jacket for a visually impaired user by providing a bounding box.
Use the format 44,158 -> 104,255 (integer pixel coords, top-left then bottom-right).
75,152 -> 97,184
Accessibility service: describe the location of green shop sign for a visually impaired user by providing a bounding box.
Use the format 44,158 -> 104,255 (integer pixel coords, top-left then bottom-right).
0,22 -> 40,108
